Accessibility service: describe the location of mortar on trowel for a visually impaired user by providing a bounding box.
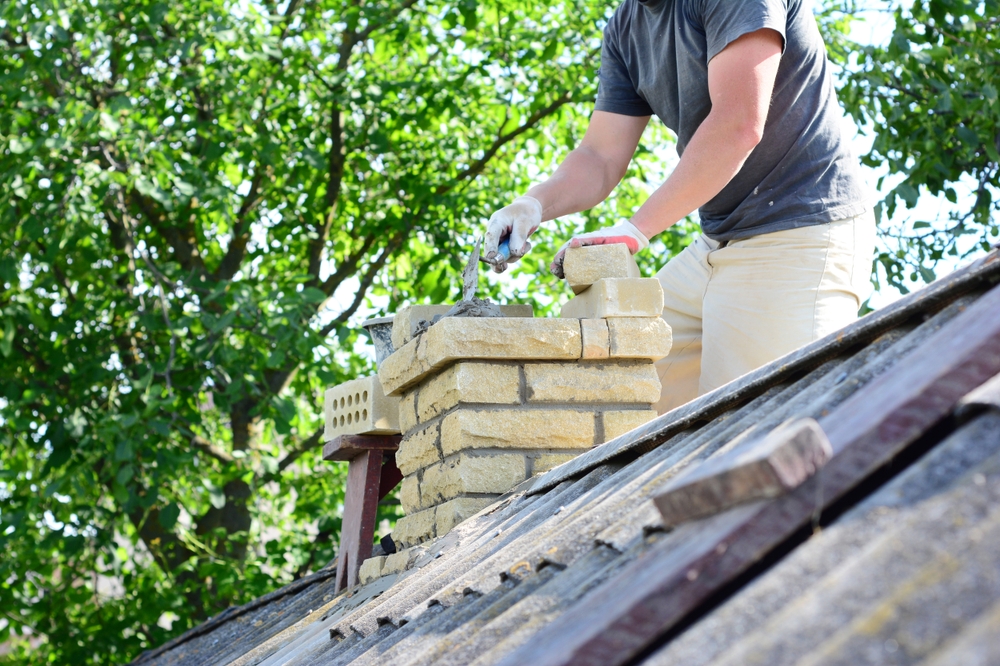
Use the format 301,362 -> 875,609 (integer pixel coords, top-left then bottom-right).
364,238 -> 527,367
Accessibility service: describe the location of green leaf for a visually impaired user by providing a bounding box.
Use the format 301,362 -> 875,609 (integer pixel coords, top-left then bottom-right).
116,464 -> 134,485
114,440 -> 133,462
266,349 -> 286,368
0,256 -> 16,283
208,486 -> 226,509
895,182 -> 919,207
0,318 -> 13,357
301,287 -> 328,304
158,503 -> 180,530
956,126 -> 979,148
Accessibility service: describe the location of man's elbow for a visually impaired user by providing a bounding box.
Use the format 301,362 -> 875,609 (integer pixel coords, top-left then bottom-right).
733,117 -> 766,153
710,108 -> 767,154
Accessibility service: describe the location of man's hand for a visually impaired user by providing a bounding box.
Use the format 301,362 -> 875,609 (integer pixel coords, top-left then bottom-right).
484,195 -> 543,273
550,221 -> 649,278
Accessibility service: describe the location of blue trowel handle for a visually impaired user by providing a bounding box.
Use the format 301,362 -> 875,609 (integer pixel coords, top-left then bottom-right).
497,238 -> 511,260
481,237 -> 512,264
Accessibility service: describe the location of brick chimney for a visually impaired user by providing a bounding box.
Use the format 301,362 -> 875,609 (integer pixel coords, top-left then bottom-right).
377,244 -> 671,554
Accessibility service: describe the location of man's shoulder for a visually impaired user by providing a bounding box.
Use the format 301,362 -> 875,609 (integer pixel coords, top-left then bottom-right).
605,0 -> 639,38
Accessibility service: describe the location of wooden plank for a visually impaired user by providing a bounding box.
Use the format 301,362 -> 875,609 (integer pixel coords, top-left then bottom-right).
335,449 -> 385,592
378,455 -> 403,499
496,280 -> 1000,666
323,434 -> 401,462
653,418 -> 831,527
957,371 -> 1000,415
525,249 -> 1000,497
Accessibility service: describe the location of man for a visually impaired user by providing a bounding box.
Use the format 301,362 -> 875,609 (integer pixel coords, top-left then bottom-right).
484,0 -> 875,414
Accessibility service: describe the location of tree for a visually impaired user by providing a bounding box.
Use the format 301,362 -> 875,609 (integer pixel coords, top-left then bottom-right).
836,0 -> 1000,290
0,0 -> 684,661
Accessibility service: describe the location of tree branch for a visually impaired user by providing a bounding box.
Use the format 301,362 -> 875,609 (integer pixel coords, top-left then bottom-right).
264,232 -> 406,396
192,435 -> 235,464
308,105 -> 345,280
256,426 -> 325,489
437,90 -> 576,195
213,169 -> 265,282
306,0 -> 419,282
320,233 -> 405,337
318,233 -> 380,295
126,189 -> 207,275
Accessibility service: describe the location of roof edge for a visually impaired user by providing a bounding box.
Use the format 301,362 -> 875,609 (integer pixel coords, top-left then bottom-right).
130,566 -> 339,665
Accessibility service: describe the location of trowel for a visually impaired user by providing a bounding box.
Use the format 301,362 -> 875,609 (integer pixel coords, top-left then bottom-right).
479,236 -> 512,273
450,238 -> 502,317
412,238 -> 503,338
464,235 -> 513,299
462,238 -> 483,301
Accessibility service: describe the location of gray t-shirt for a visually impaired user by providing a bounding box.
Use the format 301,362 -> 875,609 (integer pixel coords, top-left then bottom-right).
596,0 -> 870,241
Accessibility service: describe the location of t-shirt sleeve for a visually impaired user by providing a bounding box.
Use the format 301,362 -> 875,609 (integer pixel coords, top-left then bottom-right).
594,24 -> 654,117
699,0 -> 787,62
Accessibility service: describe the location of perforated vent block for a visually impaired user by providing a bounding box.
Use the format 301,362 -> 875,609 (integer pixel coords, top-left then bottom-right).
324,375 -> 401,440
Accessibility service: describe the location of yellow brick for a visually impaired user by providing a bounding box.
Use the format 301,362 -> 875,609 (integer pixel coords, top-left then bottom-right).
607,317 -> 673,361
381,317 -> 583,395
382,545 -> 427,573
324,375 -> 400,439
392,304 -> 534,350
417,362 -> 520,422
440,409 -> 595,455
524,361 -> 661,404
399,474 -> 422,514
398,389 -> 419,435
378,335 -> 432,397
420,453 -> 527,506
391,305 -> 452,351
560,278 -> 664,319
435,497 -> 494,536
581,319 -> 610,360
395,423 -> 442,477
564,244 -> 640,294
603,409 -> 658,441
422,317 -> 582,367
358,555 -> 386,584
531,453 -> 580,475
393,510 -> 436,549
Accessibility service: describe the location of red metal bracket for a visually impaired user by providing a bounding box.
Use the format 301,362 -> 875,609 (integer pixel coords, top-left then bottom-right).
324,434 -> 403,592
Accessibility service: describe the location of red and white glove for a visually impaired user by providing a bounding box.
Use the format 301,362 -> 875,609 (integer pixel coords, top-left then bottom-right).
484,196 -> 543,273
550,221 -> 649,278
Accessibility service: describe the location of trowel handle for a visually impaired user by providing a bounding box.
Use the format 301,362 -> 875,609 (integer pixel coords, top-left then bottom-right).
481,237 -> 512,265
497,237 -> 511,261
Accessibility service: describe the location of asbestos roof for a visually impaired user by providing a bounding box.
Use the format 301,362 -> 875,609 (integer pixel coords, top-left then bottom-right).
134,248 -> 1000,666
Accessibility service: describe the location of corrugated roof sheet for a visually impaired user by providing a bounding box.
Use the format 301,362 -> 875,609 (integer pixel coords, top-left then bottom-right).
134,248 -> 1000,666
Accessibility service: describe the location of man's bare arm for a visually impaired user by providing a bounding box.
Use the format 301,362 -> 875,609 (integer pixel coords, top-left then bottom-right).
527,110 -> 650,221
629,28 -> 784,239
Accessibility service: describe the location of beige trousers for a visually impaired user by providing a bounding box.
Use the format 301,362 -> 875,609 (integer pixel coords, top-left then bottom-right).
653,212 -> 877,414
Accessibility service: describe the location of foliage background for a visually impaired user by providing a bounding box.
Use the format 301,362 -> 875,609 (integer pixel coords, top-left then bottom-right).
0,0 -> 996,662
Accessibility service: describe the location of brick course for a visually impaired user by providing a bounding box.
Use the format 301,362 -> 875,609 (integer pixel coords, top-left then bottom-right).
560,277 -> 664,319
563,244 -> 640,294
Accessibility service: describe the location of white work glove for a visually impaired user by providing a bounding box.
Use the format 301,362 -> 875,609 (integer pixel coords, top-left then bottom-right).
483,195 -> 543,274
550,221 -> 650,278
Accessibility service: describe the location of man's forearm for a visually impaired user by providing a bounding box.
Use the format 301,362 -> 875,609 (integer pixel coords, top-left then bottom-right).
629,111 -> 759,239
526,146 -> 623,222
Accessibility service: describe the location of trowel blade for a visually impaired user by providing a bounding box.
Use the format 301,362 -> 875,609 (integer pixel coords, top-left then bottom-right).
462,238 -> 481,302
